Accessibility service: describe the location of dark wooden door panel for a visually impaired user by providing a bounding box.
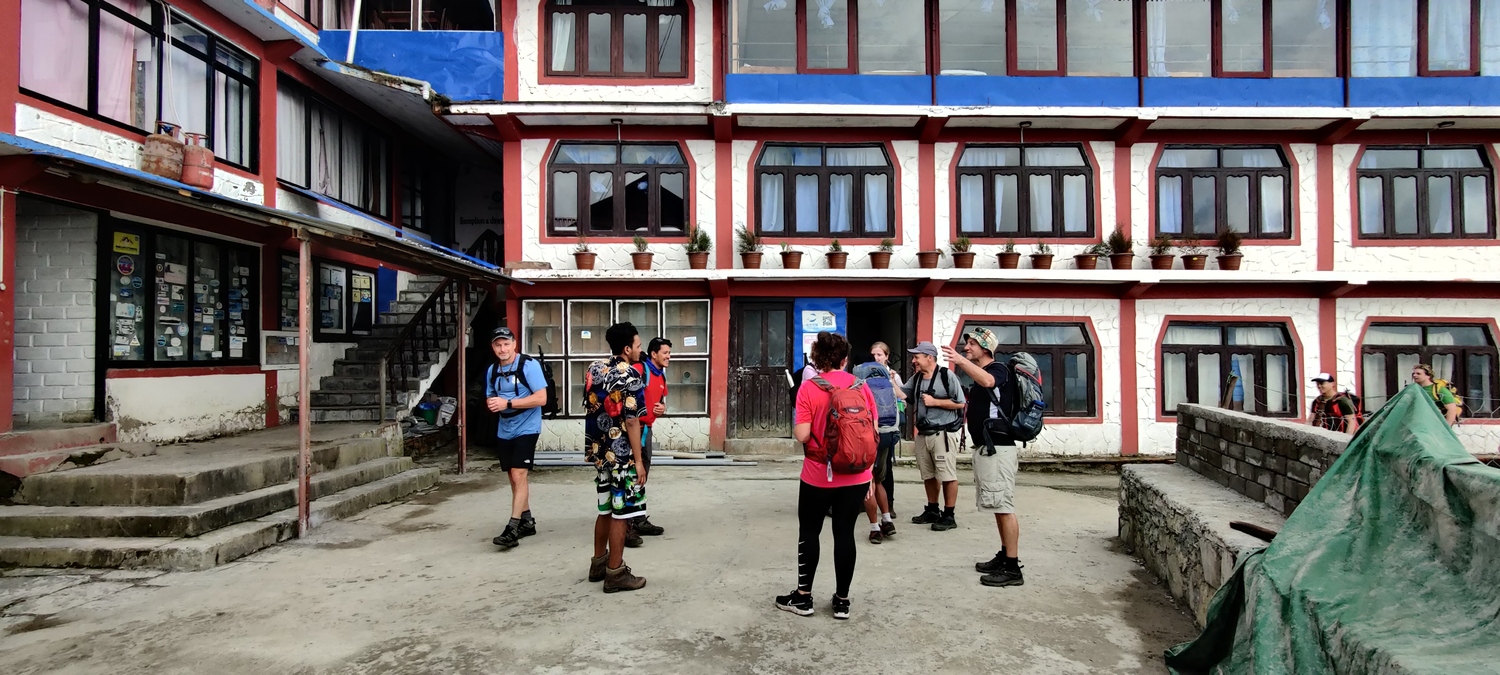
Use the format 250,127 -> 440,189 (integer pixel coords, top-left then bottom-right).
730,302 -> 793,439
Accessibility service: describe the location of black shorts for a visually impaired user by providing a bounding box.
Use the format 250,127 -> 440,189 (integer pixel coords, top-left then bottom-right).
874,431 -> 899,483
497,433 -> 539,471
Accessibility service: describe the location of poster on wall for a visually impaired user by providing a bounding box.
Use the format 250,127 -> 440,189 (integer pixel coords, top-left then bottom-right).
791,298 -> 847,372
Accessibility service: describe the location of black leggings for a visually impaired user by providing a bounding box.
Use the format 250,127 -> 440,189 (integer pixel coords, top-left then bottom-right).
879,433 -> 897,511
796,481 -> 869,598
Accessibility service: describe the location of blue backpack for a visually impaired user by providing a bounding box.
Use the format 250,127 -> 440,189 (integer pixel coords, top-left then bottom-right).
853,362 -> 900,433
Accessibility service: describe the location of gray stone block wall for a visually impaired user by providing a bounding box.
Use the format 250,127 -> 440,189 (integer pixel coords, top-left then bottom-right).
1175,404 -> 1350,517
13,200 -> 98,425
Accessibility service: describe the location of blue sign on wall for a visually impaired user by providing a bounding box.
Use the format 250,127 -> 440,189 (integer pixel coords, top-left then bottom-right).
792,298 -> 847,371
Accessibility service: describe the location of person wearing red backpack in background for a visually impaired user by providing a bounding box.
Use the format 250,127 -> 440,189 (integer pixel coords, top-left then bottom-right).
1309,373 -> 1360,434
776,331 -> 878,621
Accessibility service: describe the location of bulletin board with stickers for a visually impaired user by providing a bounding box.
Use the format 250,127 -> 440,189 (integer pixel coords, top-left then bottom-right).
101,221 -> 259,366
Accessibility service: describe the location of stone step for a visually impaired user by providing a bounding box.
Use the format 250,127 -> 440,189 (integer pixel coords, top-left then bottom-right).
16,437 -> 393,508
309,390 -> 398,407
0,443 -> 156,483
0,423 -> 117,459
0,468 -> 440,571
308,407 -> 389,423
315,375 -> 425,392
0,457 -> 412,538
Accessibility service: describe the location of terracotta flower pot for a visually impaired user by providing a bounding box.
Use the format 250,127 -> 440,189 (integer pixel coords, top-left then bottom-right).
1030,254 -> 1054,269
952,251 -> 976,269
1149,254 -> 1176,271
869,251 -> 892,269
740,252 -> 763,269
1108,253 -> 1135,270
1217,254 -> 1243,271
780,251 -> 803,269
917,251 -> 942,269
997,252 -> 1021,269
687,251 -> 709,270
826,251 -> 848,269
1074,254 -> 1100,270
631,252 -> 654,271
1181,254 -> 1208,271
574,251 -> 596,270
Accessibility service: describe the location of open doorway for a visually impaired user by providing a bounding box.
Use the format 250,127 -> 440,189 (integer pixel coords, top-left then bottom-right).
846,299 -> 913,382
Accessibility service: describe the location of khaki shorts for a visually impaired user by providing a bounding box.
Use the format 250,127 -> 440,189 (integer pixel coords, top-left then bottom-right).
915,431 -> 960,483
974,444 -> 1018,514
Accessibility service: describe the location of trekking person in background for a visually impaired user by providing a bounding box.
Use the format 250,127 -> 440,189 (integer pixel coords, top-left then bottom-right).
584,323 -> 649,593
1309,373 -> 1360,434
485,326 -> 548,550
869,341 -> 905,518
1412,364 -> 1462,426
630,337 -> 672,537
904,342 -> 965,532
852,359 -> 899,544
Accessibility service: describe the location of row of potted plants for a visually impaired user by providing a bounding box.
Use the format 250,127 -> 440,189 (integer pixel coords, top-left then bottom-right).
572,227 -> 1246,271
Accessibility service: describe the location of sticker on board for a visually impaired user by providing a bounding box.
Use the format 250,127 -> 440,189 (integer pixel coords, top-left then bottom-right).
116,256 -> 135,276
112,232 -> 141,255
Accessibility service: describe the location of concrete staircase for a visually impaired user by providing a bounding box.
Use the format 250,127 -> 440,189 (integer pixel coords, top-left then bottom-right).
0,424 -> 437,571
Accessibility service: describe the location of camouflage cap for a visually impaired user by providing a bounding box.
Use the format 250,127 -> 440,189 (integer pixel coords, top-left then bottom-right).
961,327 -> 1000,354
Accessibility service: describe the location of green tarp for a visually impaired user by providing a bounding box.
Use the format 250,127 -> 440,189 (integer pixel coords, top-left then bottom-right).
1165,385 -> 1500,675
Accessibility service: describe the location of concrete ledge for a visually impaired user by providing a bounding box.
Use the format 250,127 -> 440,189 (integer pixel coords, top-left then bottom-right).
725,439 -> 800,456
1118,464 -> 1284,627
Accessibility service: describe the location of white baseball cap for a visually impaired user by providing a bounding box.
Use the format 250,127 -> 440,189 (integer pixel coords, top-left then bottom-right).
1310,373 -> 1335,383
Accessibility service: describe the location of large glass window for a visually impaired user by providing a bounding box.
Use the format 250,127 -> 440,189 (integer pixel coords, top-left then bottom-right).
731,0 -> 924,74
548,142 -> 689,237
278,255 -> 376,341
546,0 -> 688,78
276,80 -> 390,217
756,144 -> 893,237
19,0 -> 258,169
938,0 -> 1133,77
1155,146 -> 1291,239
1352,0 -> 1486,76
1361,323 -> 1497,416
1161,322 -> 1296,417
953,321 -> 1096,417
1148,0 -> 1337,78
956,145 -> 1093,239
1356,147 -> 1494,239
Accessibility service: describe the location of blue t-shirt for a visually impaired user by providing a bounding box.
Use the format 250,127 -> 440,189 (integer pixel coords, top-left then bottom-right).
487,357 -> 546,439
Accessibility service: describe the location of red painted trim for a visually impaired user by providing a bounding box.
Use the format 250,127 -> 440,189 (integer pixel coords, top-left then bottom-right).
537,0 -> 696,85
265,370 -> 279,427
504,141 -> 524,264
715,140 -> 733,269
744,139 -> 906,247
258,62 -> 279,207
503,0 -> 519,99
943,313 -> 1107,425
1346,143 -> 1500,247
944,142 -> 1108,245
532,138 -> 698,245
0,0 -> 20,136
1317,144 -> 1334,270
0,191 -> 16,431
1145,141 -> 1305,247
1318,297 -> 1337,386
919,142 -> 936,251
107,366 -> 263,379
917,296 -> 934,343
1349,314 -> 1500,425
1151,314 -> 1308,423
712,0 -> 724,101
709,293 -> 730,450
1115,142 -> 1132,238
1119,297 -> 1138,455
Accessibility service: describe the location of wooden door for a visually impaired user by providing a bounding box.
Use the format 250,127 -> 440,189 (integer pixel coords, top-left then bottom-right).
730,302 -> 794,438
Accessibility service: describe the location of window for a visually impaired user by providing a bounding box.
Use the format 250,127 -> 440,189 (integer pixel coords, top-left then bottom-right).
1161,323 -> 1296,417
1352,0 -> 1491,76
1147,0 -> 1337,78
522,299 -> 710,416
101,220 -> 259,365
548,142 -> 689,237
730,0 -> 925,74
276,80 -> 391,217
956,145 -> 1093,238
1156,146 -> 1291,239
279,255 -> 377,341
938,0 -> 1133,77
1361,323 -> 1497,416
1356,147 -> 1494,239
954,321 -> 1096,417
284,0 -> 351,29
19,0 -> 258,169
756,144 -> 893,237
546,0 -> 688,78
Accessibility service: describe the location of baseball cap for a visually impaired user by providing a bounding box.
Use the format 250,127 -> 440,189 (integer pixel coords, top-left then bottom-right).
1311,372 -> 1335,383
490,326 -> 516,343
961,327 -> 1001,354
907,341 -> 939,358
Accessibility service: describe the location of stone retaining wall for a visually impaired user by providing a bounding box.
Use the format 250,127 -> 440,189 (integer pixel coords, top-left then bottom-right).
1174,404 -> 1350,517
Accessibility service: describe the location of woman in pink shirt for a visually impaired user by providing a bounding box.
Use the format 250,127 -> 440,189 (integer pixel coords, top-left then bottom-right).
775,331 -> 875,621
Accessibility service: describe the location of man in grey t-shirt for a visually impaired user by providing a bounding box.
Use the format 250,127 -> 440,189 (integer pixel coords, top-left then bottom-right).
903,342 -> 966,531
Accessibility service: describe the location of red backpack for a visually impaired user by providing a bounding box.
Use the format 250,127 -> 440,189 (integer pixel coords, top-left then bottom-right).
808,376 -> 878,476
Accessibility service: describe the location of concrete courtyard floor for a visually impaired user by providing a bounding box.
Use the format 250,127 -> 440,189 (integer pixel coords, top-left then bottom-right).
1,458 -> 1196,674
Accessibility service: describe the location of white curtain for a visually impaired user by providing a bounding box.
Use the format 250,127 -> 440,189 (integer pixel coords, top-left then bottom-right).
340,123 -> 365,207
1429,0 -> 1473,71
1227,326 -> 1284,346
1484,0 -> 1500,74
20,0 -> 91,109
829,174 -> 853,233
550,12 -> 575,71
276,86 -> 307,185
1264,354 -> 1290,413
1164,352 -> 1188,411
1260,175 -> 1286,234
1029,174 -> 1053,233
958,175 -> 985,233
825,147 -> 886,166
795,174 -> 819,232
588,171 -> 613,215
1146,1 -> 1169,76
1432,353 -> 1458,381
816,0 -> 837,28
310,106 -> 338,195
995,175 -> 1016,231
960,147 -> 1018,167
163,44 -> 209,139
1158,177 -> 1184,234
558,144 -> 617,164
1198,353 -> 1222,408
1358,176 -> 1384,234
864,174 -> 889,233
1351,0 -> 1416,76
760,174 -> 785,232
99,1 -> 151,126
1062,174 -> 1087,233
1164,325 -> 1222,345
1363,353 -> 1390,410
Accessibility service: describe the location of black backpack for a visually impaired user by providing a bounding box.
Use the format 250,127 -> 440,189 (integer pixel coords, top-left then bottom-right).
492,351 -> 561,419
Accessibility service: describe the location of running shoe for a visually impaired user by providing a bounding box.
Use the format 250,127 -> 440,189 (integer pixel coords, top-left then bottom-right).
831,595 -> 851,620
775,591 -> 814,617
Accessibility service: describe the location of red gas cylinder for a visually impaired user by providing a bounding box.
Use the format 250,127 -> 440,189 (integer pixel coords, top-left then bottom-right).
142,122 -> 184,181
181,132 -> 215,190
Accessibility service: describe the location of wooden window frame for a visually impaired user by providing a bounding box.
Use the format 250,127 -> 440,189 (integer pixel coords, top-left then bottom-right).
546,142 -> 691,237
1211,0 -> 1273,78
279,255 -> 378,343
276,78 -> 392,219
956,321 -> 1097,418
1006,0 -> 1067,76
1355,146 -> 1495,240
753,143 -> 895,238
1153,145 -> 1293,240
795,0 -> 860,74
1418,0 -> 1481,77
543,0 -> 690,79
1161,322 -> 1297,418
954,143 -> 1095,239
1360,322 -> 1499,416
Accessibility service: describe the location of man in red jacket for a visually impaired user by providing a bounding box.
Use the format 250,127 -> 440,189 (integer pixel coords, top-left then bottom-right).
631,337 -> 672,536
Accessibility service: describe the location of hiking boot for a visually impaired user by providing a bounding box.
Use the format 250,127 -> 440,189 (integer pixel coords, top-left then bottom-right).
879,521 -> 897,538
492,526 -> 520,550
910,508 -> 940,525
931,512 -> 957,531
831,595 -> 851,620
603,564 -> 647,593
624,524 -> 644,548
975,549 -> 1007,574
868,529 -> 883,545
775,591 -> 814,617
633,517 -> 664,536
980,562 -> 1025,588
518,518 -> 537,538
588,554 -> 608,582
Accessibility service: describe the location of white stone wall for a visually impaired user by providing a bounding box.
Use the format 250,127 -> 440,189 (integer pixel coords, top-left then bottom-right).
12,201 -> 99,425
519,138 -> 717,270
932,296 -> 1123,456
538,416 -> 712,453
1334,297 -> 1500,454
512,0 -> 714,103
106,373 -> 267,443
1135,298 -> 1321,455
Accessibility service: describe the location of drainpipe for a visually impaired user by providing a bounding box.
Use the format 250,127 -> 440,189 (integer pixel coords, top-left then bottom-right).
457,282 -> 468,474
346,0 -> 364,62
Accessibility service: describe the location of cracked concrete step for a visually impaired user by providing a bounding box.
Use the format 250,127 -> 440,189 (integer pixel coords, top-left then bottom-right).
0,443 -> 157,482
0,457 -> 413,538
17,437 -> 395,508
0,423 -> 117,459
0,468 -> 439,571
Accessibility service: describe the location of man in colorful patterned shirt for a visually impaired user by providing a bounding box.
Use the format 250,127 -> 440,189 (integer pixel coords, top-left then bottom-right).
584,322 -> 649,593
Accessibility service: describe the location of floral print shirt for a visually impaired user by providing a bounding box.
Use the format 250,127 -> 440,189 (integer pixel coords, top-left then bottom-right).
584,356 -> 646,471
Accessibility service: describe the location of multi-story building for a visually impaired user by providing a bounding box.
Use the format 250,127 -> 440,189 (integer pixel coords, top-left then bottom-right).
5,0 -> 1500,458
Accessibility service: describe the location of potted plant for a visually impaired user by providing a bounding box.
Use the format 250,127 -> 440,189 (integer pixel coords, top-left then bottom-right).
631,235 -> 653,271
1178,241 -> 1209,271
826,239 -> 848,269
917,248 -> 943,269
1074,243 -> 1108,270
737,224 -> 763,269
684,226 -> 712,270
1216,229 -> 1244,271
1148,234 -> 1176,270
997,239 -> 1021,270
573,234 -> 596,270
1106,229 -> 1135,270
870,238 -> 895,269
1030,241 -> 1054,269
950,236 -> 976,269
779,241 -> 803,270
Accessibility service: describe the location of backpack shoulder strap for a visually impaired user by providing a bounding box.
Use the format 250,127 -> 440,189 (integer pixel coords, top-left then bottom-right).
810,375 -> 835,392
847,377 -> 865,391
512,354 -> 537,395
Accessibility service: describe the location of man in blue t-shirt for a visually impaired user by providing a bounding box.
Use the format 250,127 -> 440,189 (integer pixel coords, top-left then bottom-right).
486,326 -> 549,550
